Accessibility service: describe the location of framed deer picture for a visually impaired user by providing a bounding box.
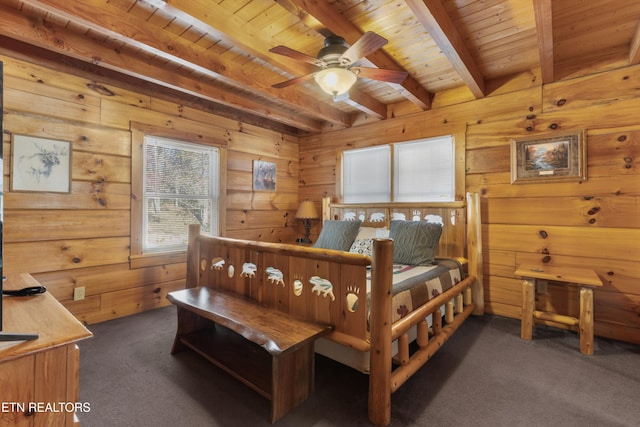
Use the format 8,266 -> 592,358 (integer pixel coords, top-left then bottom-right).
11,134 -> 72,193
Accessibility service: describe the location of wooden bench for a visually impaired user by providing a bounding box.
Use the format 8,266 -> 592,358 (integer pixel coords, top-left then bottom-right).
167,286 -> 332,423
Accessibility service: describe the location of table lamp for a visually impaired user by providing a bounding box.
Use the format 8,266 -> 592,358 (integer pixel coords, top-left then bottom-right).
295,200 -> 319,244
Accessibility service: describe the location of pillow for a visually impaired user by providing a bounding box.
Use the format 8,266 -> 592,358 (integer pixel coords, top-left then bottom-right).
376,228 -> 390,238
349,238 -> 374,257
313,220 -> 362,251
389,220 -> 443,265
354,226 -> 390,240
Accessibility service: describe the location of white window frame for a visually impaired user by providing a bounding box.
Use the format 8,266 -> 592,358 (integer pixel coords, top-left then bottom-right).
130,122 -> 226,269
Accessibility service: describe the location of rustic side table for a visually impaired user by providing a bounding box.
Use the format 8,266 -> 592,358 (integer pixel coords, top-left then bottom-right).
515,264 -> 603,355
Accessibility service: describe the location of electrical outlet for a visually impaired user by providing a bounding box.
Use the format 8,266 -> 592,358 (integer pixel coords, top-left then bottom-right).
73,287 -> 86,301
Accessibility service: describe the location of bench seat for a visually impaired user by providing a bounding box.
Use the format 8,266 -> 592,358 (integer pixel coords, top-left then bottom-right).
168,286 -> 332,422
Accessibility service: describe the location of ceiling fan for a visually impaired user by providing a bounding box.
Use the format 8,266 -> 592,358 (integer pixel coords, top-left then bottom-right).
270,31 -> 408,97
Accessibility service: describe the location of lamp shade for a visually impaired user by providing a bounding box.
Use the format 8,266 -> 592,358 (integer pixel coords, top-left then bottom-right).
314,68 -> 357,96
295,200 -> 319,219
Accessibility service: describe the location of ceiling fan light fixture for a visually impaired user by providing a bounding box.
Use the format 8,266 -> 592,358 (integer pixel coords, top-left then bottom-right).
314,68 -> 357,96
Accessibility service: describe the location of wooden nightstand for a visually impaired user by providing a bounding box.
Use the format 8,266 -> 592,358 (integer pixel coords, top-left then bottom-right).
515,264 -> 603,355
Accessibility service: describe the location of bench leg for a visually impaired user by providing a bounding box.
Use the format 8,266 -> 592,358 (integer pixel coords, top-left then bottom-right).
521,278 -> 535,340
270,343 -> 315,423
171,307 -> 214,354
579,287 -> 594,355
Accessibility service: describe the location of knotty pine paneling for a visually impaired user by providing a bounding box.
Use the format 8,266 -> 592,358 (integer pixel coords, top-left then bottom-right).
3,113 -> 132,157
486,224 -> 638,262
225,226 -> 297,243
4,86 -> 101,124
226,209 -> 296,232
4,180 -> 131,210
483,275 -> 522,308
5,237 -> 131,274
72,152 -> 131,183
2,57 -> 151,109
32,262 -> 186,302
299,66 -> 640,344
1,54 -> 299,324
485,197 -> 640,228
4,210 -> 130,241
226,189 -> 298,212
64,280 -> 186,325
543,65 -> 640,113
468,174 -> 639,199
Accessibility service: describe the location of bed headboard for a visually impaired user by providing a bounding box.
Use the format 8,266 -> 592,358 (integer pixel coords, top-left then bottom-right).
322,198 -> 465,258
322,192 -> 484,314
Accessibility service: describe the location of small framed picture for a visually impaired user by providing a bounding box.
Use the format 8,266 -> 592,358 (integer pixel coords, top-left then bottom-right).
253,160 -> 276,191
510,131 -> 586,184
11,134 -> 72,193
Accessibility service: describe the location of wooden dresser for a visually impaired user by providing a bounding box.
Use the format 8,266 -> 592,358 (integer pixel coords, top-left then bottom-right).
0,274 -> 92,426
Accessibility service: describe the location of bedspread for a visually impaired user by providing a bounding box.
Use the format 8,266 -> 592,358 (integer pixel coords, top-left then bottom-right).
367,258 -> 463,326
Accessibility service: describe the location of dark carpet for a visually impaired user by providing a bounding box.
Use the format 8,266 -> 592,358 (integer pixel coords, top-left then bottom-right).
78,306 -> 640,426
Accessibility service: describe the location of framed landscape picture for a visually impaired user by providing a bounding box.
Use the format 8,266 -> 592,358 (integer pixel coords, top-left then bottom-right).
510,131 -> 586,184
11,134 -> 72,193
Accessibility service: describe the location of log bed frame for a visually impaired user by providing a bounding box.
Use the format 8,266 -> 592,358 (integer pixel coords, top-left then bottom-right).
176,192 -> 483,425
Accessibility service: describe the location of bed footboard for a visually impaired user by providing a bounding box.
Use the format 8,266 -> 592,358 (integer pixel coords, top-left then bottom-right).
185,225 -> 375,344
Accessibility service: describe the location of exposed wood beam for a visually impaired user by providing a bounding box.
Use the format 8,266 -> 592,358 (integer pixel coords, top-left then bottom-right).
146,0 -> 315,82
405,0 -> 486,99
0,4 -> 326,133
630,20 -> 640,65
533,0 -> 555,83
279,0 -> 433,110
17,0 -> 351,129
343,91 -> 387,120
341,89 -> 387,120
152,0 -> 387,119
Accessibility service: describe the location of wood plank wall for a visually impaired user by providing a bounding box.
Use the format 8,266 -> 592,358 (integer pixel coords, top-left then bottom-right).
299,67 -> 640,345
1,55 -> 299,324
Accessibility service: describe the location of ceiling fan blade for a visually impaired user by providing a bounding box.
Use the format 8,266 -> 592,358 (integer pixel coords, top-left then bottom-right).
272,73 -> 316,89
340,31 -> 388,66
269,45 -> 321,66
351,67 -> 408,84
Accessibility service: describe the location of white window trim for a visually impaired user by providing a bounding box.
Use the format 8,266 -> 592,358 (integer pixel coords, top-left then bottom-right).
130,122 -> 227,269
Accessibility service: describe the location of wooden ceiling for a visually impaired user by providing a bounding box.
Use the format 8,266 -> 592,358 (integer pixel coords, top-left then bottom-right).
1,0 -> 639,135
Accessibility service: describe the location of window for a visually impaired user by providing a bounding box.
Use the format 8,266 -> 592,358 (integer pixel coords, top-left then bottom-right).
342,135 -> 455,203
143,136 -> 219,252
343,145 -> 390,203
130,122 -> 226,267
393,136 -> 454,202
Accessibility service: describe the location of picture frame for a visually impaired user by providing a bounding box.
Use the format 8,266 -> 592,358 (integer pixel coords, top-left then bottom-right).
252,160 -> 276,191
510,131 -> 586,184
11,134 -> 72,193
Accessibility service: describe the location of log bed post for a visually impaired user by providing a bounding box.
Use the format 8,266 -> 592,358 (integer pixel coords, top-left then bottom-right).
368,238 -> 394,426
466,192 -> 484,315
